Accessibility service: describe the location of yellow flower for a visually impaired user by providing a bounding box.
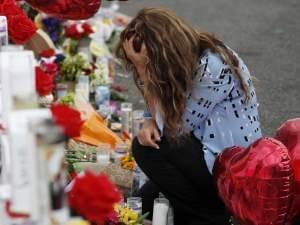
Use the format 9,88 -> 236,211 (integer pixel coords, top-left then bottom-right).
115,204 -> 140,224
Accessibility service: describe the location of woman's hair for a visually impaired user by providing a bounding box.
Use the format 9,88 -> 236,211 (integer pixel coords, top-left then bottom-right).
116,7 -> 250,138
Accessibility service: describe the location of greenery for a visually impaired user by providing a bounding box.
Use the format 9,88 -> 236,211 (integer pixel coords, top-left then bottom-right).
59,53 -> 88,82
58,92 -> 75,106
110,91 -> 127,102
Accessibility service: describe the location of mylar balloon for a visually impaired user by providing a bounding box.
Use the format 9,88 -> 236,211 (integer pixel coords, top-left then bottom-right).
275,118 -> 300,224
24,0 -> 101,20
213,138 -> 293,225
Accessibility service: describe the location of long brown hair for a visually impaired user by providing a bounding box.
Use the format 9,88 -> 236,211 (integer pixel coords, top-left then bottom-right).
116,7 -> 250,138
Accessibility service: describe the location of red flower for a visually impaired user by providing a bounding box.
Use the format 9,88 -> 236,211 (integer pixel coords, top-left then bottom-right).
0,0 -> 24,16
0,0 -> 37,44
40,48 -> 55,58
65,23 -> 94,40
67,171 -> 122,224
82,23 -> 94,35
42,62 -> 58,74
35,66 -> 54,96
65,24 -> 82,40
50,104 -> 84,138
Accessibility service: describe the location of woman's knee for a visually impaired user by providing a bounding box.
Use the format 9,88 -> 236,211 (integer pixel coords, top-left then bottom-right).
132,137 -> 146,162
132,136 -> 164,165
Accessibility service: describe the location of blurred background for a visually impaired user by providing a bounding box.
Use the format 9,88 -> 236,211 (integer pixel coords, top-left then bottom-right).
105,0 -> 300,136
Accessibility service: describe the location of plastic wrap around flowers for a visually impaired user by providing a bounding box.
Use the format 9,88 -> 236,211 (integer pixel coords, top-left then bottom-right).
50,102 -> 124,147
214,118 -> 300,225
66,171 -> 122,224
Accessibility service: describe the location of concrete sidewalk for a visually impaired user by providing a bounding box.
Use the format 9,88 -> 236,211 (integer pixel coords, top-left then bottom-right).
110,0 -> 300,136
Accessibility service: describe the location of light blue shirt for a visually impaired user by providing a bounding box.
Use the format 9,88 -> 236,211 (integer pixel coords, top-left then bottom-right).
145,49 -> 262,174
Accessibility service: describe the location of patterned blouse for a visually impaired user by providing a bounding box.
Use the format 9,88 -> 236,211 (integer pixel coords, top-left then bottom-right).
147,48 -> 262,174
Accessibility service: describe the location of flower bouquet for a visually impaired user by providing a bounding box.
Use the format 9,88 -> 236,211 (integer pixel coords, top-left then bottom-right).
50,99 -> 124,148
105,204 -> 149,225
66,171 -> 122,225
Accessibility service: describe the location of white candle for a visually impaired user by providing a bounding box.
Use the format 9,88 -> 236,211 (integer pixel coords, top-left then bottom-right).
96,152 -> 110,165
152,199 -> 169,225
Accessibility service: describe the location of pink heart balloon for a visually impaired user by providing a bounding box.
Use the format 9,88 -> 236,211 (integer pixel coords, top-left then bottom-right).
275,118 -> 300,224
213,138 -> 293,225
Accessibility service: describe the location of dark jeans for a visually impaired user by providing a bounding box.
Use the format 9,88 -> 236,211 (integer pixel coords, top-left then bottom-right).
132,135 -> 230,225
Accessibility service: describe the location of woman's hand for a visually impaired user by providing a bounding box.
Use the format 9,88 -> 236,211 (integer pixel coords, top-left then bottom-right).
123,36 -> 148,79
137,119 -> 161,149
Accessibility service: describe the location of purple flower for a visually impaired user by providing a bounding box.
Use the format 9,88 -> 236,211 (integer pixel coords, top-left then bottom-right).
42,17 -> 62,44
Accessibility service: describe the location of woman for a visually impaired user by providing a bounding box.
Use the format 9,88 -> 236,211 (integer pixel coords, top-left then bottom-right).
116,7 -> 262,225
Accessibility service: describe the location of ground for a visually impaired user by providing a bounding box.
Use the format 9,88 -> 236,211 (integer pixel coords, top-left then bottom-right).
106,0 -> 300,136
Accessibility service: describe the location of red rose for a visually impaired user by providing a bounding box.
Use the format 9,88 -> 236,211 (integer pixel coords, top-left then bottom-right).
35,66 -> 54,96
67,171 -> 122,224
50,104 -> 84,138
7,14 -> 37,44
0,0 -> 24,16
0,0 -> 37,44
40,48 -> 55,58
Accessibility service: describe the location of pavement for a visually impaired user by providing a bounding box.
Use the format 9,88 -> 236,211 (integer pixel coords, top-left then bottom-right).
107,0 -> 300,136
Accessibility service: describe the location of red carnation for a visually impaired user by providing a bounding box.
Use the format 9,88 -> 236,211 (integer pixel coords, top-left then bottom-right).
40,48 -> 55,58
35,66 -> 54,96
67,171 -> 122,224
50,104 -> 84,138
65,23 -> 94,40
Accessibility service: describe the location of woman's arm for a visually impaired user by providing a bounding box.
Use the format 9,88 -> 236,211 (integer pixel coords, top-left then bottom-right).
183,51 -> 235,131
